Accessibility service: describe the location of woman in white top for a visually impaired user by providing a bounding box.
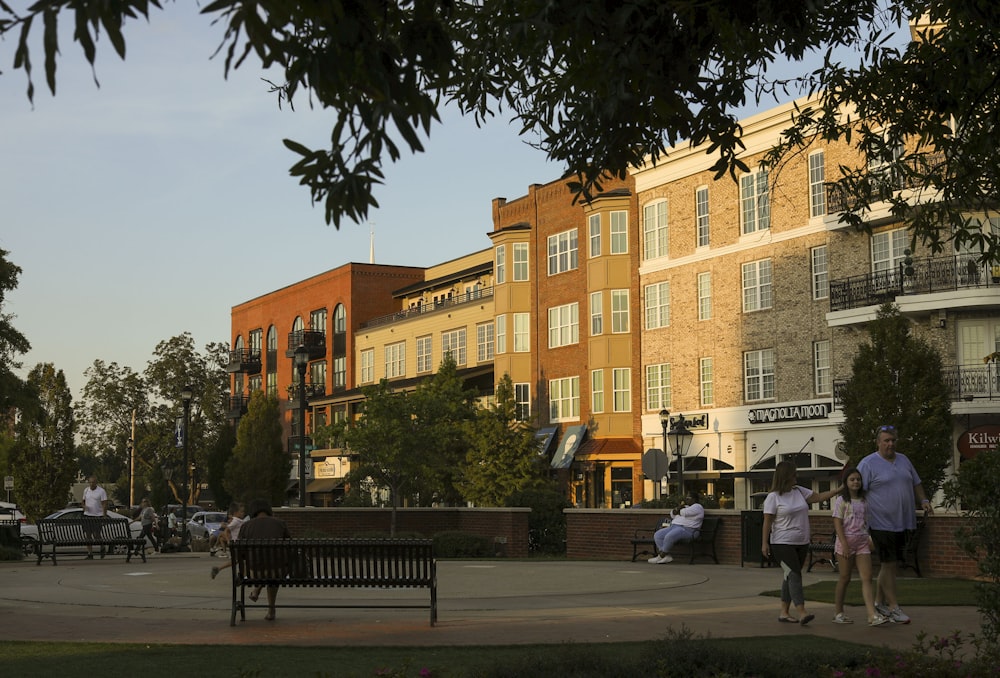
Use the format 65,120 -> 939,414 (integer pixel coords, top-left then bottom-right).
762,461 -> 840,626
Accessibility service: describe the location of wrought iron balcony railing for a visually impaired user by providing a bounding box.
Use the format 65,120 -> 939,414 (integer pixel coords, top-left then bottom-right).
826,152 -> 945,214
361,286 -> 494,329
227,394 -> 250,419
285,329 -> 326,358
836,365 -> 1000,404
226,349 -> 262,375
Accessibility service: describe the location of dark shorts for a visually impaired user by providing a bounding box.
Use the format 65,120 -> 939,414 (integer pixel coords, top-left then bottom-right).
869,529 -> 905,563
82,516 -> 104,539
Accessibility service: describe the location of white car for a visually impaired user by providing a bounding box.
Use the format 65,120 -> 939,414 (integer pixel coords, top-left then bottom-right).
20,507 -> 145,551
0,501 -> 26,524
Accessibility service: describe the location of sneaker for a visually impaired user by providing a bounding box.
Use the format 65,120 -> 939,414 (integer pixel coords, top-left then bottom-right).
869,613 -> 890,626
210,548 -> 217,554
874,602 -> 890,617
647,555 -> 665,564
658,554 -> 673,563
888,606 -> 911,624
832,613 -> 853,624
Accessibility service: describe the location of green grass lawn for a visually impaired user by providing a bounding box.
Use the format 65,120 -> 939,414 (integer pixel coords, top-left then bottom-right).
762,577 -> 979,606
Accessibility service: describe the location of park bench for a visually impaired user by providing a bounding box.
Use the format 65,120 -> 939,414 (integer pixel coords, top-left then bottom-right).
631,516 -> 722,564
229,538 -> 437,626
33,517 -> 147,566
807,518 -> 924,576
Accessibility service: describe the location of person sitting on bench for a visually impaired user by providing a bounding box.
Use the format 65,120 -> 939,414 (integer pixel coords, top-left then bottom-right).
648,490 -> 704,564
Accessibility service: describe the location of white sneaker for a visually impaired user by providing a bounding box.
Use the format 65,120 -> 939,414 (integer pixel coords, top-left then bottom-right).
832,613 -> 853,624
889,606 -> 910,624
647,555 -> 664,564
658,554 -> 673,563
869,613 -> 890,626
874,602 -> 890,617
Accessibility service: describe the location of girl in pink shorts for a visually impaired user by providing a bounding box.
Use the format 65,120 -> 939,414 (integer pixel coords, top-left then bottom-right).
832,468 -> 889,626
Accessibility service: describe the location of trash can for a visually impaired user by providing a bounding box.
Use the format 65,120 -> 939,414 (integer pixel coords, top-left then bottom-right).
0,519 -> 20,550
740,510 -> 773,568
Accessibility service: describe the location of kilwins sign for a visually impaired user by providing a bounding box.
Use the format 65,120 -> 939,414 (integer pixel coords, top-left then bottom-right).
748,403 -> 830,424
958,426 -> 1000,460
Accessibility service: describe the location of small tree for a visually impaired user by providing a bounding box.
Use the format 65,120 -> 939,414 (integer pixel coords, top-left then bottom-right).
838,304 -> 952,496
223,391 -> 289,507
461,374 -> 546,507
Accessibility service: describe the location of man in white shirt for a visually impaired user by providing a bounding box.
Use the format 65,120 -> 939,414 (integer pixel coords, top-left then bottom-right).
82,475 -> 108,559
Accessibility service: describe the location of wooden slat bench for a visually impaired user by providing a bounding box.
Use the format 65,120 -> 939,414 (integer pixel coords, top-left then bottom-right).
229,538 -> 437,626
631,516 -> 722,564
34,517 -> 146,566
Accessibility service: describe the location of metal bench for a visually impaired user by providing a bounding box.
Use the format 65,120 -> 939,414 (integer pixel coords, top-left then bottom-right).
229,538 -> 437,626
631,516 -> 722,564
808,518 -> 924,576
34,517 -> 146,566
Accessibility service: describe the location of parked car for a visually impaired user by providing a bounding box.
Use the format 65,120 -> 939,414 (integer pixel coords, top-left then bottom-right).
186,511 -> 227,540
0,501 -> 26,524
20,507 -> 146,554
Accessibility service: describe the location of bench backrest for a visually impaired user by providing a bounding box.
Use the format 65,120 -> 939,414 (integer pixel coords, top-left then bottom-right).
699,516 -> 721,538
37,517 -> 132,543
232,538 -> 436,587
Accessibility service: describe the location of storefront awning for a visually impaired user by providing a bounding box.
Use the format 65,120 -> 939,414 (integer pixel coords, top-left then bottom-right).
551,425 -> 587,469
536,427 -> 558,456
306,478 -> 344,493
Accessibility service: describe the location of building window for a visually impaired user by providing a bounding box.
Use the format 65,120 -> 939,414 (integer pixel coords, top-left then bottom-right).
646,363 -> 671,410
547,229 -> 579,275
416,335 -> 433,374
360,349 -> 374,384
589,213 -> 601,258
611,289 -> 630,333
442,328 -> 467,366
547,303 -> 579,348
872,228 -> 908,273
811,245 -> 829,300
515,383 -> 531,421
814,340 -> 831,395
700,357 -> 714,406
514,312 -> 530,352
591,369 -> 604,413
265,372 -> 276,397
740,168 -> 770,234
513,243 -> 529,281
310,308 -> 327,332
697,272 -> 712,320
311,361 -> 327,393
495,314 -> 507,355
645,281 -> 670,329
250,374 -> 262,393
249,328 -> 263,354
495,244 -> 508,286
742,259 -> 773,312
613,368 -> 631,412
477,322 -> 495,362
610,210 -> 628,254
696,186 -> 710,247
744,348 -> 776,401
643,200 -> 668,260
549,376 -> 580,422
809,150 -> 826,218
332,356 -> 345,389
385,342 -> 405,379
590,291 -> 603,336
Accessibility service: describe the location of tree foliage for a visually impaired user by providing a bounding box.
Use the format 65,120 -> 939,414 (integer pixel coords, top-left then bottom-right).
838,304 -> 952,496
7,1 -> 999,259
223,390 -> 288,506
460,373 -> 545,507
10,363 -> 77,520
0,248 -> 32,413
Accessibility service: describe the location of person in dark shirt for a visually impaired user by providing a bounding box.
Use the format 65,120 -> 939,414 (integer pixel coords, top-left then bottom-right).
240,498 -> 291,621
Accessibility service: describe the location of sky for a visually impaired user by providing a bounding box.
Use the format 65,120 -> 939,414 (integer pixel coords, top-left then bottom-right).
1,4 -> 560,399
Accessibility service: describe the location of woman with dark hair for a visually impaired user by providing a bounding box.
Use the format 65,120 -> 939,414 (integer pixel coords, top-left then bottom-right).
832,467 -> 888,626
647,490 -> 704,564
762,461 -> 840,626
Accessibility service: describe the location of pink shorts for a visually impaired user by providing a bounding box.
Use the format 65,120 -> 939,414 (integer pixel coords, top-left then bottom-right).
835,533 -> 871,557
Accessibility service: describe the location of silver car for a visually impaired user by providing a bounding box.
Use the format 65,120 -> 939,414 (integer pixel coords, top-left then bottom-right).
20,507 -> 145,552
186,511 -> 227,540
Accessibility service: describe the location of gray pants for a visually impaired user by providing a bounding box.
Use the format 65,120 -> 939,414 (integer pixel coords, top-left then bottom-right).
770,543 -> 808,607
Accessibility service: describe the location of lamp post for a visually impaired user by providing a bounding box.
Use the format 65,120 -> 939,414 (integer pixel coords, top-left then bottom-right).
661,409 -> 694,498
180,386 -> 193,539
658,409 -> 671,499
293,345 -> 309,508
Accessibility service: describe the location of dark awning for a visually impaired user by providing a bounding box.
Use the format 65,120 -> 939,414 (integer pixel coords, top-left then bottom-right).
536,427 -> 558,456
551,425 -> 587,469
306,478 -> 343,493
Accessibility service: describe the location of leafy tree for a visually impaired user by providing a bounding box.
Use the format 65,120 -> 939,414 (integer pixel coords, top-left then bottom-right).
461,373 -> 545,507
0,249 -> 32,413
408,353 -> 477,505
205,422 -> 237,511
10,363 -> 77,520
838,304 -> 952,496
7,2 -> 1000,261
223,390 -> 288,507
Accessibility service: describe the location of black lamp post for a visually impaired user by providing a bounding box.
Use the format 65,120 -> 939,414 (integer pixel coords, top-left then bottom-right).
661,409 -> 694,498
180,386 -> 193,538
658,409 -> 670,499
293,345 -> 309,508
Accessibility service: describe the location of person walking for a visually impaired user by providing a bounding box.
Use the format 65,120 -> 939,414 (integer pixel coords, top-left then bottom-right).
238,498 -> 291,621
831,468 -> 888,626
138,498 -> 159,553
647,490 -> 704,564
762,461 -> 840,626
857,425 -> 933,624
210,502 -> 246,580
81,475 -> 108,559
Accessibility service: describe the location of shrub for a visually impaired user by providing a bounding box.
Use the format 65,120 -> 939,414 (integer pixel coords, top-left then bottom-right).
432,531 -> 492,558
0,545 -> 24,561
506,486 -> 570,555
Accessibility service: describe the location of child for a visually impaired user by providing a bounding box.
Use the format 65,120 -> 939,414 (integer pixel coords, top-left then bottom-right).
832,467 -> 889,626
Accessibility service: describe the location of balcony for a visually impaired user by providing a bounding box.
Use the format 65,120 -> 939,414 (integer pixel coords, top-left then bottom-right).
226,349 -> 262,375
830,253 -> 1000,312
285,329 -> 326,359
826,152 -> 945,215
227,394 -> 249,419
360,286 -> 494,329
943,364 -> 1000,401
287,381 -> 326,408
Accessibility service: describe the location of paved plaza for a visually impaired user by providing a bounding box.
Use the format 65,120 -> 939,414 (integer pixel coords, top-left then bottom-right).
0,552 -> 982,649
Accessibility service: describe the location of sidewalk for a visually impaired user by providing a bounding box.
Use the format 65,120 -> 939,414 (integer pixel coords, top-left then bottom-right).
0,552 -> 981,649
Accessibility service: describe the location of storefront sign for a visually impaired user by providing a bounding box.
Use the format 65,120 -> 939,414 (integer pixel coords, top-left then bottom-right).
958,426 -> 1000,459
314,456 -> 350,478
748,403 -> 830,424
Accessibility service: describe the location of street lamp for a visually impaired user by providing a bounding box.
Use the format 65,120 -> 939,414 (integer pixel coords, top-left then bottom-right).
293,345 -> 309,508
180,386 -> 193,540
660,409 -> 694,498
